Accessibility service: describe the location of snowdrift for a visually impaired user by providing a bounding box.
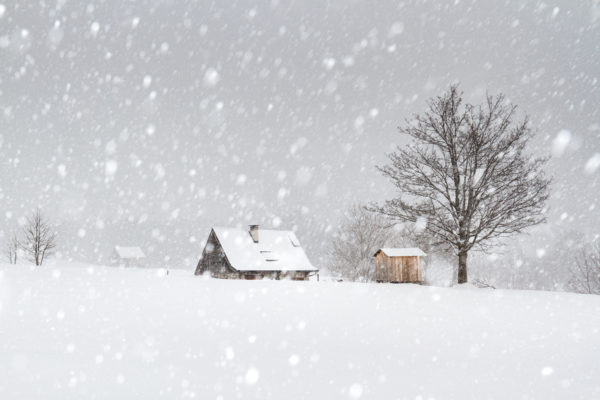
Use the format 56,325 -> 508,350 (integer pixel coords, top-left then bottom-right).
0,263 -> 598,399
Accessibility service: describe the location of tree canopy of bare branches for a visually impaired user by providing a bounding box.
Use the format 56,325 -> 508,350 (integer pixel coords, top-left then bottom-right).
569,242 -> 600,295
19,209 -> 57,266
372,85 -> 550,284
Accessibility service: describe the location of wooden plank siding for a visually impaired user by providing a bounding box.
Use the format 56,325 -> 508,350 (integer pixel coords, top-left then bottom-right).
376,253 -> 423,284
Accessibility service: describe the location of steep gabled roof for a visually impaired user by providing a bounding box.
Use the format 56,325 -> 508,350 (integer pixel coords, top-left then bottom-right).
211,227 -> 318,272
374,248 -> 427,257
114,246 -> 146,259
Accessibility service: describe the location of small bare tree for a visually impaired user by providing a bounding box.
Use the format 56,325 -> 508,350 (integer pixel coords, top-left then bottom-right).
569,242 -> 600,295
20,209 -> 57,266
372,85 -> 550,284
5,232 -> 19,264
328,206 -> 394,281
328,205 -> 431,282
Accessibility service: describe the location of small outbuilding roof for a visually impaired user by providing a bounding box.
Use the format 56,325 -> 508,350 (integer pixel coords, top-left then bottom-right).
374,248 -> 427,257
114,246 -> 146,259
211,227 -> 317,272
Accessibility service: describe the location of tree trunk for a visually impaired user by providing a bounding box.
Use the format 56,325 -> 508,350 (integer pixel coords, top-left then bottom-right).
457,251 -> 468,284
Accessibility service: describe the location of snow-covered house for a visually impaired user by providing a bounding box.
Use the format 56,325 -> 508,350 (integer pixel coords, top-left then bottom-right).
195,225 -> 318,280
374,248 -> 426,283
111,246 -> 146,268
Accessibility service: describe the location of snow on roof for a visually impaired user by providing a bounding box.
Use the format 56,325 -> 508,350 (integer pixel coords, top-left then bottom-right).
114,246 -> 146,259
374,248 -> 427,257
211,227 -> 318,272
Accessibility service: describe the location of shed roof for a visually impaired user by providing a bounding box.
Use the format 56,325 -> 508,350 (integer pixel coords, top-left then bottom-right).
211,227 -> 318,272
114,246 -> 146,259
374,248 -> 427,257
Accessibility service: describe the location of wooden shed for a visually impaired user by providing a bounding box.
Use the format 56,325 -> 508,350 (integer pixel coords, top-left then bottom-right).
374,248 -> 426,283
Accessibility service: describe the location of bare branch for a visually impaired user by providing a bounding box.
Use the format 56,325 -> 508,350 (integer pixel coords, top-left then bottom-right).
569,242 -> 600,294
4,232 -> 19,264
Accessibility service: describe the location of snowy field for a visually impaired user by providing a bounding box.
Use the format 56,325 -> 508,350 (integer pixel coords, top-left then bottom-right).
0,263 -> 599,400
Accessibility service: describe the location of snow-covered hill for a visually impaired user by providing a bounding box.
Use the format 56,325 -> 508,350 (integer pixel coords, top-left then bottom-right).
0,263 -> 598,399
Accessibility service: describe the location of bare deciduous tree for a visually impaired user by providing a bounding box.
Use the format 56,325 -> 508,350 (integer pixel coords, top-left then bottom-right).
372,85 -> 550,284
569,242 -> 600,295
5,232 -> 19,264
20,209 -> 57,266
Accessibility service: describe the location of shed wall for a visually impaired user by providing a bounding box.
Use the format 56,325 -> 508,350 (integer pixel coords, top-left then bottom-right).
376,253 -> 422,283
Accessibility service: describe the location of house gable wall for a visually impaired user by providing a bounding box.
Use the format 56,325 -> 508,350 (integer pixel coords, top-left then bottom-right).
195,230 -> 238,277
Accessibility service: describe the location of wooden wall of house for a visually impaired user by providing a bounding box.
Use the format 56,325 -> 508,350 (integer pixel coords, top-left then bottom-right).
207,270 -> 311,281
376,253 -> 422,283
195,231 -> 237,277
279,271 -> 311,281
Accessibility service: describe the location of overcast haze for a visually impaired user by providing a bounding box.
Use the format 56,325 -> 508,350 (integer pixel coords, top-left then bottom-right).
0,0 -> 599,270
